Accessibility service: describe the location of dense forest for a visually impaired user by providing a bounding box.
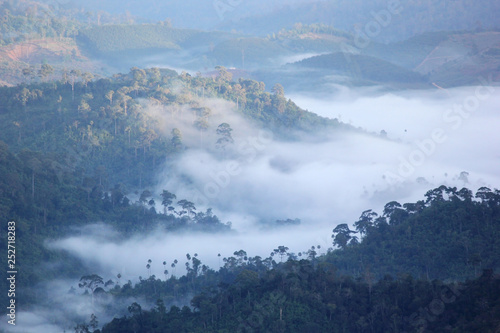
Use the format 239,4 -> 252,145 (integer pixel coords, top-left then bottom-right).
0,65 -> 344,307
0,65 -> 341,186
0,65 -> 499,333
0,0 -> 80,45
63,185 -> 500,333
1,64 -> 499,331
0,135 -> 231,306
1,1 -> 500,332
99,268 -> 500,332
217,0 -> 500,41
0,0 -> 134,46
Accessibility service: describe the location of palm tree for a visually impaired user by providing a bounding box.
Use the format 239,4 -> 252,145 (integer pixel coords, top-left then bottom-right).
146,259 -> 152,277
163,261 -> 168,280
171,259 -> 178,277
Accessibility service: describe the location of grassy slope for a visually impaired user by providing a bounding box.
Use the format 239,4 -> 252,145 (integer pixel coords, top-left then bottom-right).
77,25 -> 238,54
362,31 -> 453,69
0,37 -> 112,86
363,31 -> 500,86
3,24 -> 499,89
78,25 -> 194,53
290,52 -> 426,84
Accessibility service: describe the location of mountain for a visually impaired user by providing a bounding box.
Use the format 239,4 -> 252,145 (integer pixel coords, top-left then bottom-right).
2,0 -> 499,91
34,0 -> 500,40
83,186 -> 500,332
1,1 -> 500,332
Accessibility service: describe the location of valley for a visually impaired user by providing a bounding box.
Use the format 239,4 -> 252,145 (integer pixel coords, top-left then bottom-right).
0,0 -> 499,332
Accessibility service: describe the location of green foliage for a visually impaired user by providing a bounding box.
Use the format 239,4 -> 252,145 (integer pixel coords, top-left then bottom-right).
210,37 -> 290,68
70,185 -> 499,332
78,25 -> 196,54
0,137 -> 231,307
100,261 -> 500,333
292,52 -> 426,84
0,0 -> 82,45
270,23 -> 353,53
274,23 -> 352,40
4,63 -> 499,332
215,122 -> 233,152
77,24 -> 236,61
363,31 -> 453,68
327,185 -> 500,281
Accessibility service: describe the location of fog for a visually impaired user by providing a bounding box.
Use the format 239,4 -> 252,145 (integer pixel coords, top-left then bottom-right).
60,0 -> 311,29
4,0 -> 500,331
0,276 -> 146,333
50,81 -> 500,276
276,53 -> 329,67
7,82 -> 500,332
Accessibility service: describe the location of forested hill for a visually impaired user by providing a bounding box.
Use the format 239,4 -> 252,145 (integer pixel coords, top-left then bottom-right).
0,67 -> 348,306
328,185 -> 500,281
72,185 -> 500,333
216,0 -> 500,40
101,269 -> 500,333
0,67 -> 344,186
2,0 -> 500,89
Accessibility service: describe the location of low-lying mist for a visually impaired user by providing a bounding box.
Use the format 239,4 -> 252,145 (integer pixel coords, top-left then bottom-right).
51,81 -> 500,283
7,82 -> 499,333
67,80 -> 500,260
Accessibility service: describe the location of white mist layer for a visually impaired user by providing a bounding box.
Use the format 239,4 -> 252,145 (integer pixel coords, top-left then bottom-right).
15,84 -> 500,333
48,223 -> 331,281
53,85 -> 500,277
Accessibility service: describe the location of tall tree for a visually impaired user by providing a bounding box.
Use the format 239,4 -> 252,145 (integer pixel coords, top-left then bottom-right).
171,128 -> 183,150
215,66 -> 232,92
160,190 -> 177,214
177,199 -> 196,217
139,190 -> 152,213
38,63 -> 54,82
273,246 -> 289,262
105,90 -> 114,105
354,209 -> 377,237
272,83 -> 285,98
194,107 -> 211,148
233,83 -> 245,110
332,224 -> 356,249
78,274 -> 104,308
215,122 -> 234,153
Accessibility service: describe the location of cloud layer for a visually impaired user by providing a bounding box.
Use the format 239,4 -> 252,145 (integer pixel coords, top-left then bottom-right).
55,83 -> 500,274
12,83 -> 500,332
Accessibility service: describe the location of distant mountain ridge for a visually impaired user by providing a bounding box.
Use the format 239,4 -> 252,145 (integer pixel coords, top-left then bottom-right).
1,0 -> 500,90
36,0 -> 500,40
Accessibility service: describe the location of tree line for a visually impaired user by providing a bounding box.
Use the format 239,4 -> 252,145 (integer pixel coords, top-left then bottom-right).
66,185 -> 500,332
